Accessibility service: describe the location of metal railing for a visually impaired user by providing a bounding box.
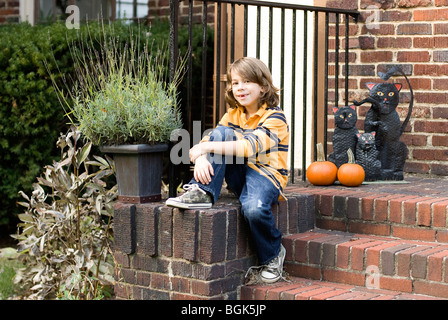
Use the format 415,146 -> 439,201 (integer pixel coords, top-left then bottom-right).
168,0 -> 359,196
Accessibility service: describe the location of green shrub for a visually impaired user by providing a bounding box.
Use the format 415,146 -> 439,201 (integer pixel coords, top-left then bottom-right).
0,21 -> 143,226
0,23 -> 68,226
0,247 -> 23,299
0,19 -> 212,226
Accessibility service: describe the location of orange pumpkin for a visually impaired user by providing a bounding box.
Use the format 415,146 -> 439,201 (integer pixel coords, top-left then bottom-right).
337,148 -> 365,187
306,143 -> 337,186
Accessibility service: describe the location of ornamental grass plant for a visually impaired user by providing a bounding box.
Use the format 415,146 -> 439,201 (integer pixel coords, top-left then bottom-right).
50,21 -> 184,146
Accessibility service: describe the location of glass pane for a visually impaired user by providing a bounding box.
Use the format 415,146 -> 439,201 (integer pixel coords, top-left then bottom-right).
136,3 -> 147,18
116,0 -> 148,20
75,0 -> 111,20
116,1 -> 134,20
39,0 -> 54,21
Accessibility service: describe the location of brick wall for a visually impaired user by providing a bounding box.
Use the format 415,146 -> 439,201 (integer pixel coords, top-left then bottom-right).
147,0 -> 214,24
0,0 -> 19,24
327,0 -> 448,176
112,193 -> 314,300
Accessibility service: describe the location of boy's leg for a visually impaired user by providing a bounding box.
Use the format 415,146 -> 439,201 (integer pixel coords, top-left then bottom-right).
238,167 -> 285,283
166,126 -> 237,209
239,167 -> 282,265
192,126 -> 241,203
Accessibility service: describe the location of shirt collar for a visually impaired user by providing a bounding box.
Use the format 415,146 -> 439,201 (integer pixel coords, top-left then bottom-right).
237,103 -> 268,118
255,103 -> 268,117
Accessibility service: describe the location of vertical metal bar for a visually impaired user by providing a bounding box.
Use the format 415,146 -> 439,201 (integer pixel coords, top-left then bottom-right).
169,0 -> 179,83
290,9 -> 296,184
187,0 -> 193,134
201,1 -> 208,133
52,0 -> 56,19
280,8 -> 285,108
313,11 -> 318,162
244,4 -> 248,56
302,10 -> 308,182
231,3 -> 235,63
335,13 -> 339,108
169,0 -> 179,197
111,0 -> 116,20
345,13 -> 350,106
215,1 -> 221,126
133,0 -> 137,19
324,12 -> 329,158
268,6 -> 273,70
256,5 -> 261,59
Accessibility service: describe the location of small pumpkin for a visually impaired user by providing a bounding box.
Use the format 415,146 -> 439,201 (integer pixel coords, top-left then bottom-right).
337,148 -> 365,187
306,143 -> 337,186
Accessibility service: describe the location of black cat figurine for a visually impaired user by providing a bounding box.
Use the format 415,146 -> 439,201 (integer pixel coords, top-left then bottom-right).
356,132 -> 381,181
328,105 -> 359,168
365,82 -> 402,142
354,66 -> 413,181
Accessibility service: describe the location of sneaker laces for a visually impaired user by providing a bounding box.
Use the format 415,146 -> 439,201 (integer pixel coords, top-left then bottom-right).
176,184 -> 207,201
183,184 -> 206,194
244,265 -> 264,285
263,256 -> 287,282
244,260 -> 290,284
264,257 -> 281,274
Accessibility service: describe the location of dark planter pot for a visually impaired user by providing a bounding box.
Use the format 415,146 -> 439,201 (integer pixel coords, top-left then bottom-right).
100,144 -> 168,203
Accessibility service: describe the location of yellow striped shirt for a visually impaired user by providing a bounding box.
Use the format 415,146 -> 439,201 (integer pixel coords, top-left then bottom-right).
202,103 -> 290,200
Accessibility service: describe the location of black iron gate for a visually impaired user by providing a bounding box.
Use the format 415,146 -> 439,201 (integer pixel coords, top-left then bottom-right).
168,0 -> 359,196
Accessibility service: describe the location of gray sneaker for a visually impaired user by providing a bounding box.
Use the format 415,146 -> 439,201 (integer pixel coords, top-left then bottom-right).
165,184 -> 213,209
260,245 -> 286,283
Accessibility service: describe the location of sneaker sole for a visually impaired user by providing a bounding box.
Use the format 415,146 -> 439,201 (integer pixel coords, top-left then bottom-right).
260,274 -> 281,284
260,245 -> 286,284
165,199 -> 212,210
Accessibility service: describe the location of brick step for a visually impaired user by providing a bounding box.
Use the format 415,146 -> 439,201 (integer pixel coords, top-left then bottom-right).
241,276 -> 447,300
112,192 -> 316,300
285,184 -> 448,243
281,229 -> 448,299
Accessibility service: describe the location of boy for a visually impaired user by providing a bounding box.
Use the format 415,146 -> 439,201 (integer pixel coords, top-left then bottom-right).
166,57 -> 289,283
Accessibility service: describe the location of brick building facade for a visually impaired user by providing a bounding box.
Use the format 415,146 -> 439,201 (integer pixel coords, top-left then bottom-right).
1,0 -> 448,176
0,0 -> 19,24
326,0 -> 448,176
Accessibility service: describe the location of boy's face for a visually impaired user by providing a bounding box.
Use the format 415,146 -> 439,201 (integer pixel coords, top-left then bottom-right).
230,70 -> 263,111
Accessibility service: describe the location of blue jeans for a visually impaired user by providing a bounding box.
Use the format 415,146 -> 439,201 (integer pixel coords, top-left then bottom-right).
189,126 -> 282,265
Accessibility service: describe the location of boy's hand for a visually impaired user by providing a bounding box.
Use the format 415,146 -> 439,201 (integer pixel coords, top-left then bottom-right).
189,143 -> 206,163
193,155 -> 214,185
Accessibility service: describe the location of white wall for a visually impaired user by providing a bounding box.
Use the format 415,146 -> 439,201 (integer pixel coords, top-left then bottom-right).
19,0 -> 35,25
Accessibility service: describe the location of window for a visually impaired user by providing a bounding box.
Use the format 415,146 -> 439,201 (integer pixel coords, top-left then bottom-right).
20,0 -> 148,25
36,0 -> 113,22
115,0 -> 148,21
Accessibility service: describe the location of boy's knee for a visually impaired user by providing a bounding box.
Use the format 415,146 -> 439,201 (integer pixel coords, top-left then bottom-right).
241,200 -> 265,223
209,126 -> 236,142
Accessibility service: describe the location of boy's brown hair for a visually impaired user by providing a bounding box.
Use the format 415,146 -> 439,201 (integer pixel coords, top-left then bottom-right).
225,57 -> 280,109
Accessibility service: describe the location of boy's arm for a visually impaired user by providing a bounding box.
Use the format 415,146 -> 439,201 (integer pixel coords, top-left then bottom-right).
190,112 -> 289,162
190,141 -> 238,163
